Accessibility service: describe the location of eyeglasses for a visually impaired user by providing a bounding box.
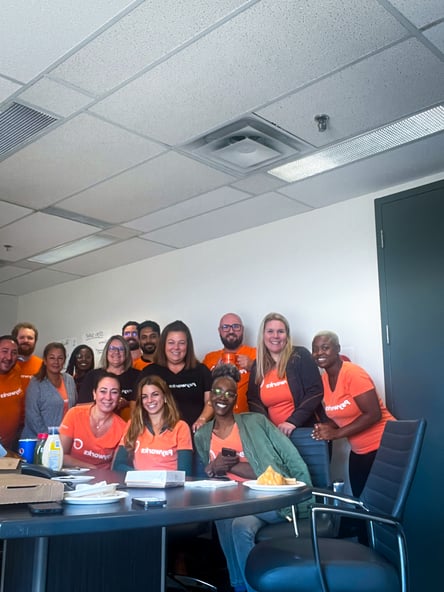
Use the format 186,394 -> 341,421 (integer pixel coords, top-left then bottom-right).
210,388 -> 237,399
219,323 -> 242,332
108,346 -> 125,353
123,331 -> 138,337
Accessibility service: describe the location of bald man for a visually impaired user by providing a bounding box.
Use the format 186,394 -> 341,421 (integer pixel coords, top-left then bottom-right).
203,313 -> 256,413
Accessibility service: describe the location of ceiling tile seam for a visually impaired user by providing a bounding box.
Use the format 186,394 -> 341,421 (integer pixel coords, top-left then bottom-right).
51,0 -> 262,108
0,209 -> 37,231
125,189 -> 255,233
135,236 -> 178,250
275,192 -> 315,210
421,17 -> 444,31
43,75 -> 102,99
42,149 -> 173,214
138,193 -> 291,235
85,111 -> 171,146
378,0 -> 444,59
248,35 -> 417,122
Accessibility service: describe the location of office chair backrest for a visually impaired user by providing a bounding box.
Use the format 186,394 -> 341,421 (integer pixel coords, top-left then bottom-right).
361,419 -> 426,567
290,428 -> 331,488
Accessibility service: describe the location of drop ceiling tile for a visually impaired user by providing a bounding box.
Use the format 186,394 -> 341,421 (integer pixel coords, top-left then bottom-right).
57,151 -> 236,224
257,39 -> 444,147
99,226 -> 141,240
50,237 -> 173,276
388,0 -> 444,27
125,186 -> 250,233
91,0 -> 407,145
141,192 -> 312,248
18,78 -> 94,117
0,212 -> 98,262
0,113 -> 165,209
0,1 -> 138,83
0,201 -> 33,228
277,131 -> 444,208
0,265 -> 30,283
0,76 -> 21,102
52,0 -> 248,94
0,268 -> 80,296
231,172 -> 286,195
424,22 -> 444,53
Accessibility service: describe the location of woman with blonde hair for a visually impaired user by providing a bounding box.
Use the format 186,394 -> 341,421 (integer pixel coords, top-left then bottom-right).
113,375 -> 193,474
247,313 -> 324,436
77,335 -> 140,420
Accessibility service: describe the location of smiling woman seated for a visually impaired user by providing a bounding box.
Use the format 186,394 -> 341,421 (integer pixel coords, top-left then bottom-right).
194,364 -> 312,592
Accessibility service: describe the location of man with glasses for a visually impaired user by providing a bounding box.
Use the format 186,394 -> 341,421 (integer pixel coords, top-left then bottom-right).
133,320 -> 161,370
203,313 -> 256,413
122,321 -> 141,365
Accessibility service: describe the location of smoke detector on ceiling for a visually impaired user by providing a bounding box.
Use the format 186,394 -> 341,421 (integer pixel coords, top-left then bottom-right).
182,116 -> 312,175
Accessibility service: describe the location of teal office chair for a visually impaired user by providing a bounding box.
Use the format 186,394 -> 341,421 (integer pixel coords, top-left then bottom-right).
246,419 -> 426,592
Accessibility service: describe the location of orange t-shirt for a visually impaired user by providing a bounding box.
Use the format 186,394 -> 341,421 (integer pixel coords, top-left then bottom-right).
133,358 -> 152,371
59,405 -> 127,469
16,355 -> 42,392
260,367 -> 294,426
203,345 -> 256,413
0,367 -> 25,449
322,362 -> 396,454
209,423 -> 248,482
57,380 -> 69,418
124,420 -> 192,471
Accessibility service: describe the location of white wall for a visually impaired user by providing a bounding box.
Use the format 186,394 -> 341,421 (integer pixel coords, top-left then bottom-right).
17,192 -> 385,391
0,294 -> 18,334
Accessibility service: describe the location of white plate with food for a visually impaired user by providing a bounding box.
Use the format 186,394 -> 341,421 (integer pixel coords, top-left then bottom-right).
63,491 -> 128,505
52,475 -> 95,484
62,467 -> 91,475
242,480 -> 306,492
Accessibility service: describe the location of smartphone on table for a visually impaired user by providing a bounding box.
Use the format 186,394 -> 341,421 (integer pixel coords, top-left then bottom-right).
132,497 -> 167,509
28,502 -> 64,515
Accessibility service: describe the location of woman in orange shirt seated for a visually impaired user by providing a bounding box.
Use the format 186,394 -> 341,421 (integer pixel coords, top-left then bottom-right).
112,375 -> 193,474
59,370 -> 127,470
311,330 -> 396,496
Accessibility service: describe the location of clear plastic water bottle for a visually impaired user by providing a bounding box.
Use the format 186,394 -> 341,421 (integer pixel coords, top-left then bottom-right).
41,427 -> 63,471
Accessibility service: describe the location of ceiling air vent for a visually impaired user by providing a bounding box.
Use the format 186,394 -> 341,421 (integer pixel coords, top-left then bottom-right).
0,102 -> 58,158
182,115 -> 312,175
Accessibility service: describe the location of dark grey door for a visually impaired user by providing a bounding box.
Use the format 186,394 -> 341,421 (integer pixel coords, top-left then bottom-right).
375,179 -> 444,591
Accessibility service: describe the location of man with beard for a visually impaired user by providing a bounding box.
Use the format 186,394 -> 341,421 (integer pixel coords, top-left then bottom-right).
0,335 -> 25,450
203,313 -> 255,413
11,322 -> 42,392
122,321 -> 141,364
133,320 -> 161,370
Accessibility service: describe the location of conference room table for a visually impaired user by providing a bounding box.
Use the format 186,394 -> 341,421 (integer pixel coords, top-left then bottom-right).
0,470 -> 311,592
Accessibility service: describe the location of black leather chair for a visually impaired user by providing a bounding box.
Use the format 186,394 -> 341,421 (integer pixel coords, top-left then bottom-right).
246,419 -> 426,592
256,427 -> 336,541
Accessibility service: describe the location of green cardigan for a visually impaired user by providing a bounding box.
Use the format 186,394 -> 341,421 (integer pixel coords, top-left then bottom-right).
194,413 -> 313,518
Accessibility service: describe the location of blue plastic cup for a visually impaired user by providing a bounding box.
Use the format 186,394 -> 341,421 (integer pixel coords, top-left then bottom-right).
18,438 -> 38,463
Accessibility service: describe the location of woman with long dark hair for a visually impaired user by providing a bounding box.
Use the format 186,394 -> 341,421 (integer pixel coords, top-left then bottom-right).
66,344 -> 95,395
140,321 -> 212,432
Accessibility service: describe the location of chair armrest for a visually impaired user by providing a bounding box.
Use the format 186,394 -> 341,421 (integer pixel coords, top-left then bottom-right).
310,505 -> 408,592
311,488 -> 368,510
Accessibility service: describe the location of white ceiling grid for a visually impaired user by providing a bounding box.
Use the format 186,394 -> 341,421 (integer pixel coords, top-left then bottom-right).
0,0 -> 443,295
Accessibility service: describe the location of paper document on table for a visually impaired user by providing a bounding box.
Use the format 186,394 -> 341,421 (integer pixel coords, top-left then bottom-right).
185,480 -> 238,488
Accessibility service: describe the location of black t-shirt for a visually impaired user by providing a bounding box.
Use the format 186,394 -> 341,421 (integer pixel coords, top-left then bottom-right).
77,367 -> 141,404
140,363 -> 212,428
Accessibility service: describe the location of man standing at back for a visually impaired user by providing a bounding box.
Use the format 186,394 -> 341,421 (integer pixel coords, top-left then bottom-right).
203,313 -> 256,413
133,320 -> 161,370
0,335 -> 24,451
11,322 -> 42,392
122,321 -> 141,365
